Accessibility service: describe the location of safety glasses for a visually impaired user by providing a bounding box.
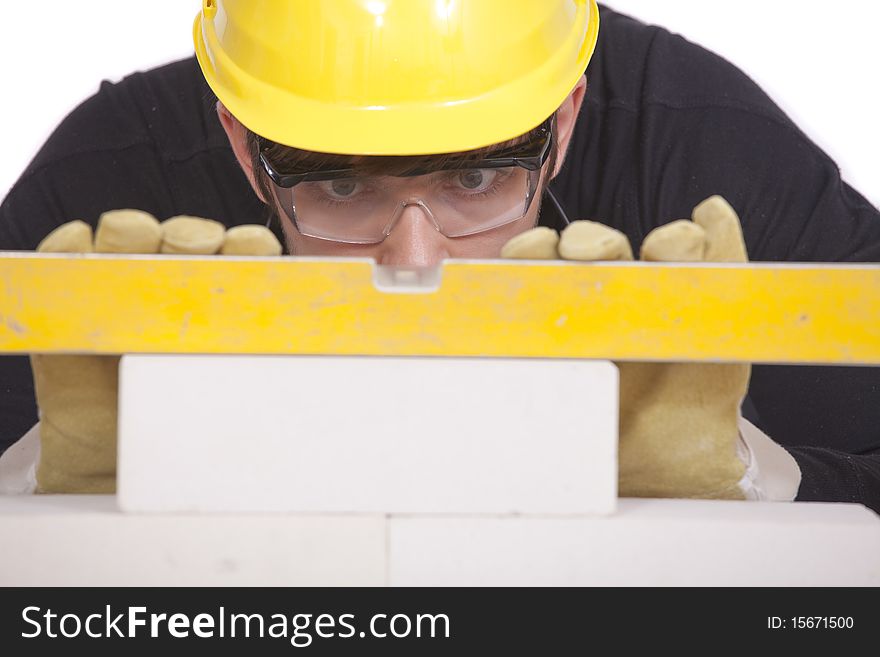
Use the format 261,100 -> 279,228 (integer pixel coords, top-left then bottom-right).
258,120 -> 555,244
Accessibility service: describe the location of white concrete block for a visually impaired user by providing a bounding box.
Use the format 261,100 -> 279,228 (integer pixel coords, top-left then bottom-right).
6,497 -> 878,587
117,355 -> 618,515
0,495 -> 386,586
388,499 -> 880,586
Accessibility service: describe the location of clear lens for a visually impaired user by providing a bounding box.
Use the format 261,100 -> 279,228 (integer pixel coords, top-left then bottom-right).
288,167 -> 532,243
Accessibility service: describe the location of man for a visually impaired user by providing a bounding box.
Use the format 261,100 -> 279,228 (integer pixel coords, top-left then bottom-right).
1,2 -> 878,509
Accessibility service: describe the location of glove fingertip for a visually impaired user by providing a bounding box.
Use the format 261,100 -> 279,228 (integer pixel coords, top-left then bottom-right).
37,220 -> 94,253
500,227 -> 560,260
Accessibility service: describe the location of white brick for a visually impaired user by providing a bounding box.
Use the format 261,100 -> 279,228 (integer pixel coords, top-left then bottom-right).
389,499 -> 880,586
117,355 -> 618,515
0,495 -> 386,586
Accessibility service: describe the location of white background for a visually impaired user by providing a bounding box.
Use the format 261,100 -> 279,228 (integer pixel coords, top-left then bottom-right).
0,1 -> 878,206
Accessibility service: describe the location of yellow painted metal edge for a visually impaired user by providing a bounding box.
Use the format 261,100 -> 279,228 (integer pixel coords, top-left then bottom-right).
1,254 -> 878,364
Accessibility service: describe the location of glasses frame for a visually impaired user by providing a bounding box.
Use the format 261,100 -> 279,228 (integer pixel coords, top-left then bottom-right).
257,119 -> 556,244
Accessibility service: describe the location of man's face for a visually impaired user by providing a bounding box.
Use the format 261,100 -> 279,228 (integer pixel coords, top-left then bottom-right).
219,76 -> 587,267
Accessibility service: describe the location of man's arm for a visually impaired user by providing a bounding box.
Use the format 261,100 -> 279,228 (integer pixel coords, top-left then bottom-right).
641,64 -> 880,512
0,115 -> 173,453
0,58 -> 265,455
673,110 -> 880,512
556,12 -> 880,511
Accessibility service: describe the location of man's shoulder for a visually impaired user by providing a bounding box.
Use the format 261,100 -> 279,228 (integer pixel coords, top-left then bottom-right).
592,5 -> 787,120
1,57 -> 252,251
22,57 -> 223,180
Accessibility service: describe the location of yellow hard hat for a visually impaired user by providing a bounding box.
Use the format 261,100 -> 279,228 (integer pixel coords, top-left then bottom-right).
194,0 -> 600,155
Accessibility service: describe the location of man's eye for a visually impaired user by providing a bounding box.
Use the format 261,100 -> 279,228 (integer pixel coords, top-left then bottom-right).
457,169 -> 496,191
329,179 -> 359,197
312,178 -> 363,199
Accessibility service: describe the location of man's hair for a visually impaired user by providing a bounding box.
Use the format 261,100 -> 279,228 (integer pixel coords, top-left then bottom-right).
245,114 -> 560,229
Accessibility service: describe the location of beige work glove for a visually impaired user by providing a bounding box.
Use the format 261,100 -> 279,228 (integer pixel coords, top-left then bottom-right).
502,196 -> 752,499
31,210 -> 282,493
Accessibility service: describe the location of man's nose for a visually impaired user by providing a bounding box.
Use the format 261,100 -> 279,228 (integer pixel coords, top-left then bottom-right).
376,203 -> 450,267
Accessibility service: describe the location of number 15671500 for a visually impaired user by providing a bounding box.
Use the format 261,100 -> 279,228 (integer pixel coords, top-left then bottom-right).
768,617 -> 854,630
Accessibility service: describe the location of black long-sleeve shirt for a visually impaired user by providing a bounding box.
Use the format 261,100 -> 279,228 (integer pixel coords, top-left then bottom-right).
2,6 -> 879,511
